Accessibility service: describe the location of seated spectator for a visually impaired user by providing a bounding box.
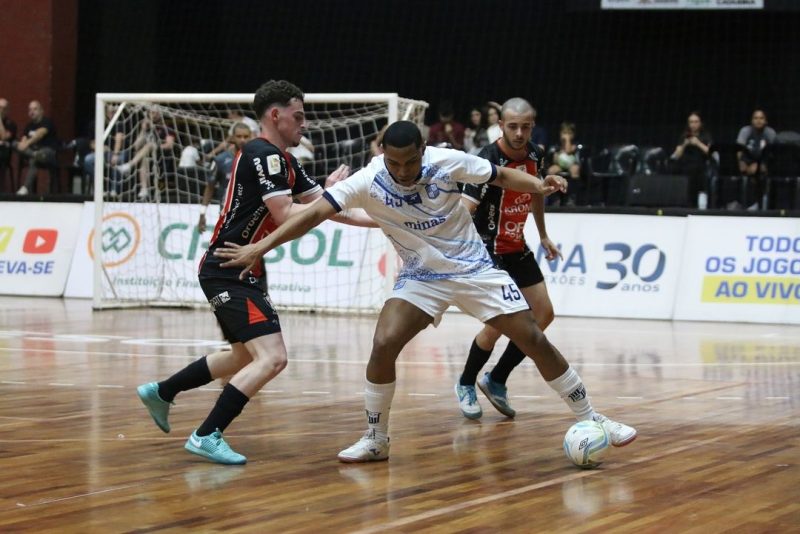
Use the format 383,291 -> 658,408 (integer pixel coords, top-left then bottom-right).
427,101 -> 465,150
369,124 -> 388,160
0,98 -> 17,190
116,109 -> 175,200
530,106 -> 547,152
737,109 -> 776,176
463,106 -> 489,154
197,122 -> 253,232
547,122 -> 581,180
83,104 -> 127,198
227,109 -> 260,136
15,100 -> 59,196
669,111 -> 712,208
486,101 -> 502,143
287,135 -> 314,165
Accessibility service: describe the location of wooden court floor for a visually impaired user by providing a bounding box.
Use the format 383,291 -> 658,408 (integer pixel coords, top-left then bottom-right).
0,295 -> 798,533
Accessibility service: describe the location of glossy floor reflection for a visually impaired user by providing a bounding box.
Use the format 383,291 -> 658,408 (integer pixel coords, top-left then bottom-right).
0,296 -> 798,532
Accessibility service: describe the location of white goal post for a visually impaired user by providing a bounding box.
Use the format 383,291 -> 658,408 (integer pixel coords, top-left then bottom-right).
91,92 -> 428,312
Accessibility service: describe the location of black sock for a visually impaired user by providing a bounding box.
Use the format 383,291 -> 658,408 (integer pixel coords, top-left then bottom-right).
196,384 -> 250,436
157,356 -> 212,403
490,342 -> 527,385
460,338 -> 493,386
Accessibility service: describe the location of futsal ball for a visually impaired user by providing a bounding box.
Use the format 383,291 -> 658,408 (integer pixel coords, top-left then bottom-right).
563,420 -> 610,469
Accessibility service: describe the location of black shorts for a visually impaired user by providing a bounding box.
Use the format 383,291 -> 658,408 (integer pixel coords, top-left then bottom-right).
490,249 -> 544,289
199,276 -> 281,343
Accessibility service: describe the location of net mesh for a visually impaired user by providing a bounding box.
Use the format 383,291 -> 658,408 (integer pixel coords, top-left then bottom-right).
92,95 -> 427,311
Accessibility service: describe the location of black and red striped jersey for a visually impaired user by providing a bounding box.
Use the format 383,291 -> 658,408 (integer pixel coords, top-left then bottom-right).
462,141 -> 543,255
199,137 -> 321,279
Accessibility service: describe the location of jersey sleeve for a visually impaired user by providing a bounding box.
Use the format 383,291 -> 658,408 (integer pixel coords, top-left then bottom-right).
289,154 -> 322,199
461,182 -> 484,205
450,149 -> 497,185
249,144 -> 294,202
322,167 -> 372,212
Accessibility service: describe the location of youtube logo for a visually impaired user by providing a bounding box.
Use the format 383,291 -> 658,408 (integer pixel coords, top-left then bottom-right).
23,229 -> 58,254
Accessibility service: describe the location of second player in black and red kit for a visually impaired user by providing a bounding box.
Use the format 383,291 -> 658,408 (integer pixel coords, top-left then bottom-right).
135,80 -> 374,464
455,97 -> 563,420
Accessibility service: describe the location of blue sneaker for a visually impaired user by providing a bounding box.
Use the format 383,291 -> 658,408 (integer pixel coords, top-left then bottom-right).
454,382 -> 482,419
478,372 -> 516,418
185,429 -> 247,465
137,382 -> 172,433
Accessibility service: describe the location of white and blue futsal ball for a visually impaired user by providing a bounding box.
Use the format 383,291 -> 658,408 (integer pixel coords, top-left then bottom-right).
563,420 -> 610,469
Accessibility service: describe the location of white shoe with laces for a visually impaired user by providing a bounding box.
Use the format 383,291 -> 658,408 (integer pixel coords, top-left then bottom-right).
593,413 -> 637,447
337,429 -> 390,463
455,382 -> 482,420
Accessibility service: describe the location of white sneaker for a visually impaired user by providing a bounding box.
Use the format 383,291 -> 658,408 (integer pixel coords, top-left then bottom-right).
455,382 -> 482,420
16,185 -> 29,196
116,162 -> 132,175
337,430 -> 389,463
593,413 -> 637,447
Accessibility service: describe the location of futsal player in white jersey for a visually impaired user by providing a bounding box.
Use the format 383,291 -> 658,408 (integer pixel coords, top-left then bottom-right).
215,121 -> 637,462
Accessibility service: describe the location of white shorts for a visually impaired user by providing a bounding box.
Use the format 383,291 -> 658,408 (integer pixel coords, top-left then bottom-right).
392,267 -> 530,326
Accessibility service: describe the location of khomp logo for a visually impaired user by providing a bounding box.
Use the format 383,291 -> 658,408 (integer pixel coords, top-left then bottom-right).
88,212 -> 141,267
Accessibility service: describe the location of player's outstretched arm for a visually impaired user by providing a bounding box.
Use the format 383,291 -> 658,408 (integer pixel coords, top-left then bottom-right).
215,197 -> 337,279
331,209 -> 378,228
493,166 -> 567,197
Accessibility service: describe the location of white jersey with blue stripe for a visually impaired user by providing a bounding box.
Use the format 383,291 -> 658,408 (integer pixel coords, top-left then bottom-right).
323,146 -> 497,281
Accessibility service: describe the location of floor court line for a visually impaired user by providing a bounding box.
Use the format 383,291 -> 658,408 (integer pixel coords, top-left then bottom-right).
1,346 -> 798,367
352,435 -> 727,534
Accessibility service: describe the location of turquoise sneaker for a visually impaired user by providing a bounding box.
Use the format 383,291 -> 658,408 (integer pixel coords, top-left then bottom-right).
136,382 -> 172,433
185,429 -> 247,465
478,372 -> 516,418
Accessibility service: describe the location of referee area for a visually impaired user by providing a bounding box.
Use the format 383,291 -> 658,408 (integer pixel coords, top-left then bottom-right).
0,296 -> 797,531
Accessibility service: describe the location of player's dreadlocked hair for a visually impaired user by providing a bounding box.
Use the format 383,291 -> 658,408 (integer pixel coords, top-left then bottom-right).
253,80 -> 305,119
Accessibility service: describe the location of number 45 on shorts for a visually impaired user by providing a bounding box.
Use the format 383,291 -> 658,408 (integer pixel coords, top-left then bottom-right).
502,283 -> 521,302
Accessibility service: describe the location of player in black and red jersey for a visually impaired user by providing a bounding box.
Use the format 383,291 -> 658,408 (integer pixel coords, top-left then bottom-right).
455,97 -> 562,420
136,80 -> 374,464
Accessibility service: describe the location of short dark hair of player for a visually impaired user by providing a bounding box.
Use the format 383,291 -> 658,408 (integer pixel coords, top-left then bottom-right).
253,80 -> 304,119
381,121 -> 423,150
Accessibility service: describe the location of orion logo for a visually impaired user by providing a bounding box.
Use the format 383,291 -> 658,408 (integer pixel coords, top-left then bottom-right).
366,410 -> 381,424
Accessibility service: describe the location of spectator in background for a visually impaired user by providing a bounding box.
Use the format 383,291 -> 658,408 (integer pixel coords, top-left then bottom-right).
15,100 -> 59,196
486,101 -> 502,143
464,106 -> 489,155
0,98 -> 17,189
670,111 -> 712,208
227,109 -> 260,137
116,109 -> 176,200
369,124 -> 388,160
197,122 -> 253,232
428,101 -> 465,150
737,109 -> 776,177
530,106 -> 547,152
547,122 -> 581,180
287,135 -> 314,165
83,103 -> 127,198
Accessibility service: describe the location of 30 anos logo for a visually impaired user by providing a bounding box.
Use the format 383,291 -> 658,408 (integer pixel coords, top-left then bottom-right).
88,212 -> 141,267
596,242 -> 665,292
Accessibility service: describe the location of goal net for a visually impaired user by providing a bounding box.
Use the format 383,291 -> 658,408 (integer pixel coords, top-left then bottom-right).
91,93 -> 428,312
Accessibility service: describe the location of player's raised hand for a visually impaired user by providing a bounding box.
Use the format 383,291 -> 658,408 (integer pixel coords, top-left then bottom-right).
542,175 -> 568,196
540,236 -> 562,262
214,242 -> 262,280
324,164 -> 351,188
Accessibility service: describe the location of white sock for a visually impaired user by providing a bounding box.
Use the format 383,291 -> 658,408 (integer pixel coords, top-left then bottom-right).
364,380 -> 395,440
547,367 -> 595,421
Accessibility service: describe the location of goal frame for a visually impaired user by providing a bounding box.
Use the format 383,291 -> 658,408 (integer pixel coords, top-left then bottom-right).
92,92 -> 427,311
